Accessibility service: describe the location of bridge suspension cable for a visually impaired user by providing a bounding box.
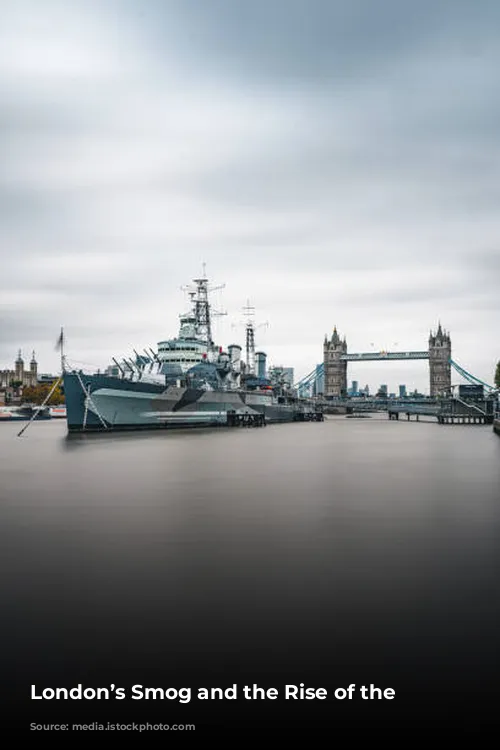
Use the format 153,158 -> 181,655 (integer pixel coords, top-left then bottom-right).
294,363 -> 323,391
448,359 -> 495,392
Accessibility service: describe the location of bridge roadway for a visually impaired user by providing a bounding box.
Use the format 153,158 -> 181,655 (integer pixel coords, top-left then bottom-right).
340,351 -> 429,362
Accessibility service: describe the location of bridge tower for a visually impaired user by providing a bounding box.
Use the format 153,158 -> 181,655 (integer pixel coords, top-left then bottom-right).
429,323 -> 451,396
324,327 -> 347,397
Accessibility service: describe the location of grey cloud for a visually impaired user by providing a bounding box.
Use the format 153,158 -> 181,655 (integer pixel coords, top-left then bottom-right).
0,0 -> 499,390
141,1 -> 488,83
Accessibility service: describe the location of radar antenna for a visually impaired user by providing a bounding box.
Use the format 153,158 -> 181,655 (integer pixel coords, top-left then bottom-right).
240,300 -> 268,376
231,301 -> 269,376
180,264 -> 226,346
241,300 -> 255,375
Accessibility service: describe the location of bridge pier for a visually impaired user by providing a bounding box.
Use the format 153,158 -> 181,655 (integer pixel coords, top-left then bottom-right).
437,414 -> 487,426
323,394 -> 493,427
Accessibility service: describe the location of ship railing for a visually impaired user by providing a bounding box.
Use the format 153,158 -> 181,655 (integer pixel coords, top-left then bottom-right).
64,359 -> 107,376
65,360 -> 146,380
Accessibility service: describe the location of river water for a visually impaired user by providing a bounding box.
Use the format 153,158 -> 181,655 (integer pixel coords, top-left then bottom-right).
1,416 -> 499,733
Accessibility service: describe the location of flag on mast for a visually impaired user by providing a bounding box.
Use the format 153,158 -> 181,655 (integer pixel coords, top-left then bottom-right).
55,327 -> 66,372
55,328 -> 64,351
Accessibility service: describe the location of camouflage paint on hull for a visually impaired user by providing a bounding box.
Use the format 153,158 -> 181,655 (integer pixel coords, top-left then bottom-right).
63,371 -> 312,432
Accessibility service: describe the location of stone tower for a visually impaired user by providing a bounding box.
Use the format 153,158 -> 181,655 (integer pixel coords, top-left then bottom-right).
30,351 -> 38,386
15,350 -> 24,382
429,323 -> 451,396
324,327 -> 347,397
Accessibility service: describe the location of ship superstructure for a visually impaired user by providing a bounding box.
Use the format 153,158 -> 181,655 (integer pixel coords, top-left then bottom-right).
62,271 -> 323,432
108,272 -> 242,391
156,273 -> 224,370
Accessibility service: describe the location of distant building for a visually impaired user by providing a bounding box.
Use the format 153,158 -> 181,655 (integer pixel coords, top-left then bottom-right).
399,384 -> 407,398
0,350 -> 38,388
349,380 -> 359,397
105,364 -> 122,377
378,384 -> 388,397
38,373 -> 58,383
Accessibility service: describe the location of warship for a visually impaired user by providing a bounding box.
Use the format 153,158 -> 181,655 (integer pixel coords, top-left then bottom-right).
62,272 -> 323,432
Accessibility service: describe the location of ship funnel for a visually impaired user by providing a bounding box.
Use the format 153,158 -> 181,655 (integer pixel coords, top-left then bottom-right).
255,351 -> 267,378
228,344 -> 242,363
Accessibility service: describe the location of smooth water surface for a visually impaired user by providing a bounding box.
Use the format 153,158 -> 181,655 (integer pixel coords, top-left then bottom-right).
1,416 -> 499,730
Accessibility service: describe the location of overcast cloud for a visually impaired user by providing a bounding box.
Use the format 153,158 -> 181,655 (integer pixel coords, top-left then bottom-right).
1,0 -> 499,391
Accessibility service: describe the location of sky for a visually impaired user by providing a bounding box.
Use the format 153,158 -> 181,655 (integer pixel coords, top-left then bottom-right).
1,0 -> 499,393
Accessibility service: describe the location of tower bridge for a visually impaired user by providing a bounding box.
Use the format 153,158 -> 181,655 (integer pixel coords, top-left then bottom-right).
321,323 -> 451,398
295,323 -> 497,406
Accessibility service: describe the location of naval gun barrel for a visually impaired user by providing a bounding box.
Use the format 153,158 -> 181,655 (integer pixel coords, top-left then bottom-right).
125,357 -> 140,376
122,358 -> 135,373
143,349 -> 156,372
133,349 -> 143,367
112,358 -> 125,377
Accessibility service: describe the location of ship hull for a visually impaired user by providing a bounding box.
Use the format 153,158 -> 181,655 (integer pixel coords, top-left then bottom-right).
63,372 -> 320,432
0,406 -> 51,421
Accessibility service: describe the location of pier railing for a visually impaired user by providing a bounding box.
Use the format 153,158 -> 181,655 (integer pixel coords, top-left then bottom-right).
319,395 -> 496,425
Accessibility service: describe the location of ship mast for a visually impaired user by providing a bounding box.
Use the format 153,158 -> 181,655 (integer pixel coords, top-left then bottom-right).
182,264 -> 226,347
193,274 -> 212,345
243,299 -> 256,375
